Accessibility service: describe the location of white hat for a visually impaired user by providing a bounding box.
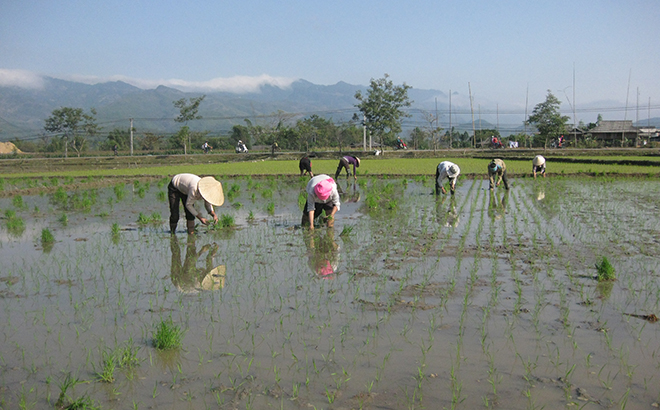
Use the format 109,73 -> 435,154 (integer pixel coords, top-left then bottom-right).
198,177 -> 224,206
355,156 -> 361,167
533,155 -> 545,166
448,164 -> 460,178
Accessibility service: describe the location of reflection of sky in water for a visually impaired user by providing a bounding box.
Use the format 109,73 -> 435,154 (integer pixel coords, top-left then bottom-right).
2,176 -> 660,409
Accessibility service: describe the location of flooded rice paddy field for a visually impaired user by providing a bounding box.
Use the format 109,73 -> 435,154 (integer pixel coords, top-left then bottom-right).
1,175 -> 660,409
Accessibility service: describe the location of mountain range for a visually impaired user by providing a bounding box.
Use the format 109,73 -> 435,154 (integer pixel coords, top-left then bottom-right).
0,77 -> 457,141
1,77 -> 657,142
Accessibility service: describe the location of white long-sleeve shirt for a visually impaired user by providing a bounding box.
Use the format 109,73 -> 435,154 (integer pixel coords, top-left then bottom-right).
436,161 -> 460,185
171,173 -> 214,218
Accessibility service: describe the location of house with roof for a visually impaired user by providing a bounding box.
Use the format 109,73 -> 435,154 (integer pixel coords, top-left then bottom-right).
587,120 -> 639,146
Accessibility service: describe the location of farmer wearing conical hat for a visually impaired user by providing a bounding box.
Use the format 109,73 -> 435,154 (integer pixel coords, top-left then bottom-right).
302,174 -> 340,229
487,159 -> 509,190
532,155 -> 546,179
168,173 -> 224,234
435,161 -> 461,195
334,155 -> 361,181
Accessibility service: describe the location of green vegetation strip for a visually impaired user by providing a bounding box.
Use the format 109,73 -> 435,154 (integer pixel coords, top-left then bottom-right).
1,157 -> 659,179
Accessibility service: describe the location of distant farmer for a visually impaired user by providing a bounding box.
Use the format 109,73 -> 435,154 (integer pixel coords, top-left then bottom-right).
236,140 -> 248,153
202,141 -> 212,154
532,155 -> 546,179
302,174 -> 340,229
334,155 -> 360,180
169,173 -> 224,234
299,156 -> 314,177
487,159 -> 509,190
113,144 -> 118,156
435,161 -> 460,195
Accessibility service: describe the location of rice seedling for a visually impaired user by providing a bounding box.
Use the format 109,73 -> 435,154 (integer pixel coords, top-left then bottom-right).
4,209 -> 25,236
114,183 -> 125,200
596,256 -> 616,282
41,228 -> 55,247
219,214 -> 235,228
261,188 -> 273,199
226,183 -> 241,202
153,318 -> 184,350
12,195 -> 24,209
95,348 -> 117,383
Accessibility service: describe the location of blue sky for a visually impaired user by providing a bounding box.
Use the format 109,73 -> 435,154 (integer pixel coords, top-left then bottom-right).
1,0 -> 659,122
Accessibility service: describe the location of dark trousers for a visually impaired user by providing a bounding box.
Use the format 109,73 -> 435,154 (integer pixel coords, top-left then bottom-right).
299,157 -> 312,175
334,158 -> 350,179
168,182 -> 196,227
301,200 -> 335,226
489,170 -> 509,190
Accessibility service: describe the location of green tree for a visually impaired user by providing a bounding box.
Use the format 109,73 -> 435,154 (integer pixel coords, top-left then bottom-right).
526,90 -> 569,148
295,115 -> 336,151
354,74 -> 413,149
140,132 -> 162,151
173,95 -> 205,154
104,128 -> 130,151
409,127 -> 428,150
44,107 -> 98,157
230,124 -> 252,149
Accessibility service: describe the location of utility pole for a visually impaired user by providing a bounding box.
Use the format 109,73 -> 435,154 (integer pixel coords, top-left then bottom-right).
435,97 -> 438,151
524,85 -> 529,148
469,82 -> 475,148
623,69 -> 631,147
363,114 -> 366,151
573,64 -> 577,147
449,89 -> 452,149
130,118 -> 134,156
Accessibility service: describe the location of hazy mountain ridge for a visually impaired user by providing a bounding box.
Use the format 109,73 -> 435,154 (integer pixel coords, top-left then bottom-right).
1,77 -> 656,141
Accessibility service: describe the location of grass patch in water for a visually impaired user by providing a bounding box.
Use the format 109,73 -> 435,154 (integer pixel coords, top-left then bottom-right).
152,319 -> 184,350
596,256 -> 616,282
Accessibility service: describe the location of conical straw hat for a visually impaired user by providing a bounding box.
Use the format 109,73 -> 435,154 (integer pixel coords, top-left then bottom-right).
198,177 -> 224,206
201,265 -> 226,290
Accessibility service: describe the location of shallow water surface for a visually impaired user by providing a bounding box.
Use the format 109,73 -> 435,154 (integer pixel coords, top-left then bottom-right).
1,176 -> 659,409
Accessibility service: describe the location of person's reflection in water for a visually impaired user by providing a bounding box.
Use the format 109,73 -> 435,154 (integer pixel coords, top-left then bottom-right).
436,195 -> 460,227
303,227 -> 340,278
170,235 -> 225,292
534,184 -> 545,201
338,181 -> 361,203
488,189 -> 509,220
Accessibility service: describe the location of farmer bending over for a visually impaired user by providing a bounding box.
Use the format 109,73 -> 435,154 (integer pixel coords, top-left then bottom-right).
302,175 -> 340,229
532,155 -> 546,179
169,173 -> 224,234
299,156 -> 314,177
488,159 -> 509,190
435,161 -> 460,195
334,155 -> 360,180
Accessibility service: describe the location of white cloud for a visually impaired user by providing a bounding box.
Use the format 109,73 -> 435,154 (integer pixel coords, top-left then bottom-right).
62,73 -> 298,93
0,69 -> 45,89
0,69 -> 298,93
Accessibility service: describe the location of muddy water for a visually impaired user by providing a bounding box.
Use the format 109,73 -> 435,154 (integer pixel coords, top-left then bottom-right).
1,176 -> 659,409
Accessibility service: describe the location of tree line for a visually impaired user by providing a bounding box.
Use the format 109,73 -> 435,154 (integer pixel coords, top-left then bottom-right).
10,77 -> 607,156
